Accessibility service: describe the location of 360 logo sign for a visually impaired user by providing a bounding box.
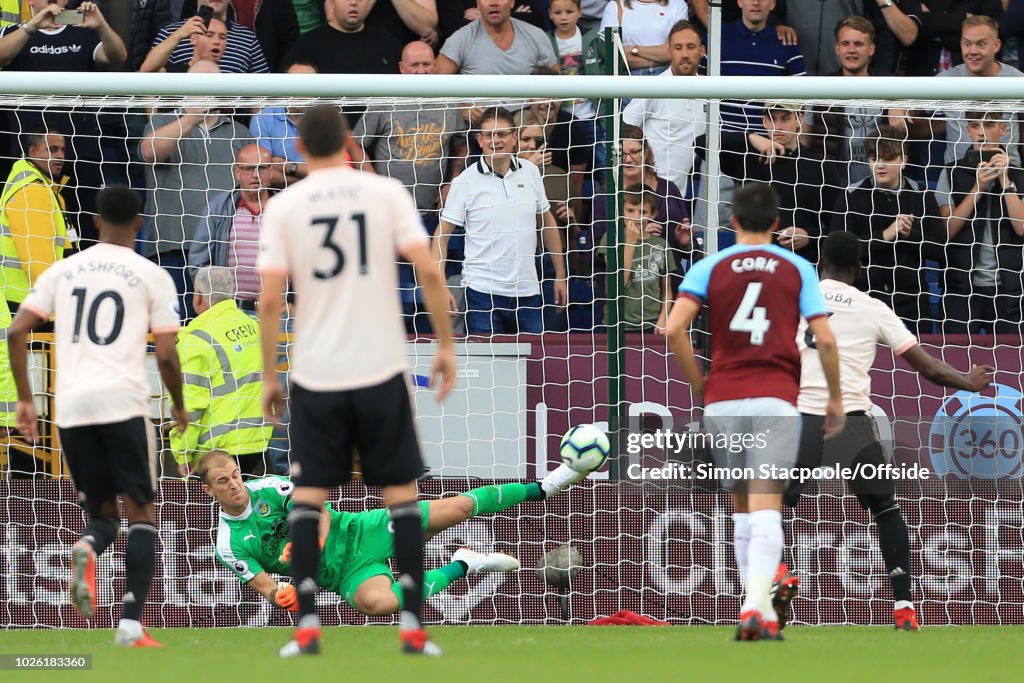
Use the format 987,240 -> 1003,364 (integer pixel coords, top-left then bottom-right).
929,383 -> 1024,479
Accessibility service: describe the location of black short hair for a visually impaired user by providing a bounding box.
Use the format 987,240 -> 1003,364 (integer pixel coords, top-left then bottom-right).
21,125 -> 62,155
820,230 -> 862,272
299,105 -> 348,159
478,106 -> 516,130
732,182 -> 779,233
96,185 -> 142,227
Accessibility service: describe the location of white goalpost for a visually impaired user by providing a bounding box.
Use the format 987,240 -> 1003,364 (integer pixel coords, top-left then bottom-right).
0,72 -> 1022,629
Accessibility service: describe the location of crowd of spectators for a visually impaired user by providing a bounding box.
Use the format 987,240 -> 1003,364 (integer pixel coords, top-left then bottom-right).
0,0 -> 1022,346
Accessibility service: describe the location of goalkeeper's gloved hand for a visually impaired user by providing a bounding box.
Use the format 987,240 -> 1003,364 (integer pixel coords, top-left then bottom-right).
271,582 -> 298,612
278,536 -> 326,564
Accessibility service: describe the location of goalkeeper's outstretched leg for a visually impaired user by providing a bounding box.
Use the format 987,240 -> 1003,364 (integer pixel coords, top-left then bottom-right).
350,463 -> 594,616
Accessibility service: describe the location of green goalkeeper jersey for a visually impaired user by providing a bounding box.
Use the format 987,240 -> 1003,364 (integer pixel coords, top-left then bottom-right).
214,475 -> 353,587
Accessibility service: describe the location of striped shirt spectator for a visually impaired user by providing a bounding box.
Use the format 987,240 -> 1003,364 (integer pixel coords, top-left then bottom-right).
152,18 -> 268,73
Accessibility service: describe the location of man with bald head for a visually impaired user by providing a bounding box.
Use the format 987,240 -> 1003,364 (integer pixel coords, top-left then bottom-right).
190,144 -> 276,311
354,40 -> 467,332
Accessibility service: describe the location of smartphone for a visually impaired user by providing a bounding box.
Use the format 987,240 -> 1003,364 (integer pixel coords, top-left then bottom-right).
965,149 -> 1001,167
197,5 -> 214,28
53,9 -> 84,26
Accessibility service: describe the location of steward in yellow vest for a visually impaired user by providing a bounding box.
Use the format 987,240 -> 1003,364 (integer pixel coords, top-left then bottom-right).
0,0 -> 29,28
172,267 -> 271,476
0,129 -> 73,306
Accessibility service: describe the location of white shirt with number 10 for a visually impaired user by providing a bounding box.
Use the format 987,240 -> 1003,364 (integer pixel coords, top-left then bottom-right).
20,243 -> 181,428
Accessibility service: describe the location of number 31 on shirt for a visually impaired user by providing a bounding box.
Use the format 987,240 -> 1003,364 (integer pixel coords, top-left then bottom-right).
311,213 -> 368,279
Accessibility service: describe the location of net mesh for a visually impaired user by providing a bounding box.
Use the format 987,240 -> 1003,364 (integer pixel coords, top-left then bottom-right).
1,92 -> 1022,627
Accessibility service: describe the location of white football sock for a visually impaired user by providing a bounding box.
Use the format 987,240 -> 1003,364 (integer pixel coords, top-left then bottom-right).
733,513 -> 751,592
540,464 -> 586,498
117,618 -> 142,637
742,509 -> 783,621
894,600 -> 915,611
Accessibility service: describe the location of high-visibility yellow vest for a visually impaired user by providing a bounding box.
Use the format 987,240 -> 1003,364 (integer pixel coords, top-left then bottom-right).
0,296 -> 15,427
0,159 -> 69,303
0,0 -> 29,28
171,299 -> 272,464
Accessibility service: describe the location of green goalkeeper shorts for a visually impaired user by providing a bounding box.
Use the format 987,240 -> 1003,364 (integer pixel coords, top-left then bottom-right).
336,500 -> 431,606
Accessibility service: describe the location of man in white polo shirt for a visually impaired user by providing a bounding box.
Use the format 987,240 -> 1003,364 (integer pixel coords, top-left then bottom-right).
622,20 -> 706,192
434,107 -> 567,334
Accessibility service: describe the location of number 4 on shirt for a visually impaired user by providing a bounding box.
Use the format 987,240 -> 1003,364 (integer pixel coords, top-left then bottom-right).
729,282 -> 770,345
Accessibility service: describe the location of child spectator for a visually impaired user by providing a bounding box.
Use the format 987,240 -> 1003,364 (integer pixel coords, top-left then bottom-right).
599,184 -> 677,332
829,127 -> 945,335
548,0 -> 606,171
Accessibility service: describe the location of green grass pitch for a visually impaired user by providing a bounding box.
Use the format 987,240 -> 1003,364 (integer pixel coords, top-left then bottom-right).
4,626 -> 1024,683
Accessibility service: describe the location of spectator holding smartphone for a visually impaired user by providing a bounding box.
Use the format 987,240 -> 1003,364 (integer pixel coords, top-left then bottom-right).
140,15 -> 227,72
0,1 -> 127,71
936,110 -> 1024,335
152,0 -> 269,73
829,127 -> 945,335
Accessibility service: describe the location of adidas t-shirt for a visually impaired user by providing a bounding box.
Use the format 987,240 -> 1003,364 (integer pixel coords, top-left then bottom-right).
0,25 -> 101,71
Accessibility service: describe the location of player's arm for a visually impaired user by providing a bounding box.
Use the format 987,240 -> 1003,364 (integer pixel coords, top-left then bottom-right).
401,239 -> 456,401
7,306 -> 48,440
244,571 -> 299,611
807,315 -> 845,438
170,339 -> 210,465
258,270 -> 287,422
665,296 -> 704,395
154,331 -> 189,434
901,345 -> 994,392
656,271 -> 672,334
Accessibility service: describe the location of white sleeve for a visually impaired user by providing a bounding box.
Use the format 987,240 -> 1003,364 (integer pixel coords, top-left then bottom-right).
148,268 -> 181,334
439,175 -> 468,227
622,99 -> 647,126
257,196 -> 290,274
391,183 -> 428,250
19,265 -> 58,318
876,301 -> 917,355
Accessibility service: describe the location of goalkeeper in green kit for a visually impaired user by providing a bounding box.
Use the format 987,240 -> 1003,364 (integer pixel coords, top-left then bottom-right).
199,450 -> 593,614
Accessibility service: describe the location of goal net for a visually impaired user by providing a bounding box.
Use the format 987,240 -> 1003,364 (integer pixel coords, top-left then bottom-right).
1,78 -> 1022,628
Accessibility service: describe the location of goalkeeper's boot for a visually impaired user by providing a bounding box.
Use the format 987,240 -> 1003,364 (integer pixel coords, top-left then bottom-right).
769,562 -> 799,630
70,540 -> 97,620
735,609 -> 764,642
759,618 -> 784,641
894,606 -> 920,631
452,547 -> 521,574
401,629 -> 444,656
279,626 -> 321,657
540,464 -> 590,498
